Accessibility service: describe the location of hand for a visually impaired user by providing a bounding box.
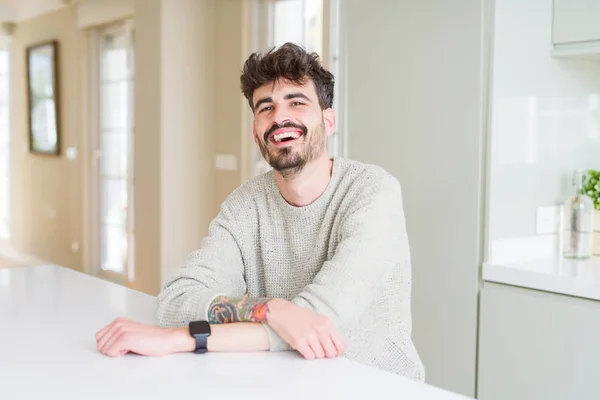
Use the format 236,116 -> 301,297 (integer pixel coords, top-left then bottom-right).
267,299 -> 347,360
95,318 -> 194,357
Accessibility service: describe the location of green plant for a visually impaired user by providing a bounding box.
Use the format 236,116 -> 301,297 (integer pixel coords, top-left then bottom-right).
584,169 -> 600,211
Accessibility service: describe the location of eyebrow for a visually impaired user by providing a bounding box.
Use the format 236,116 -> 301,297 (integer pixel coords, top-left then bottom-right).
254,96 -> 273,111
284,92 -> 311,102
253,92 -> 312,111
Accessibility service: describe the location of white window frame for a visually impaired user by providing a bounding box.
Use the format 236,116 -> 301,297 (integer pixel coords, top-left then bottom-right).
90,19 -> 135,284
243,0 -> 345,180
0,36 -> 11,240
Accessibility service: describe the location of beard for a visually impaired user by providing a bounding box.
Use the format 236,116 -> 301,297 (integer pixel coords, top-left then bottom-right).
258,120 -> 327,179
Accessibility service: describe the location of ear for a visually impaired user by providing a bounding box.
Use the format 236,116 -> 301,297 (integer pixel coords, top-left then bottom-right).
322,108 -> 336,137
252,121 -> 259,145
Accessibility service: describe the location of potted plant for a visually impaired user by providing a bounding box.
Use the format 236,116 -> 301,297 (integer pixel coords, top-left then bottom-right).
584,169 -> 600,255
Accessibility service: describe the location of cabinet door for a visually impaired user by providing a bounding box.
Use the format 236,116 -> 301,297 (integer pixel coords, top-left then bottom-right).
553,0 -> 600,44
478,282 -> 600,400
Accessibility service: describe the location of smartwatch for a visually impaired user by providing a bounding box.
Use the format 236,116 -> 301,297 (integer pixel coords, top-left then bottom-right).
188,320 -> 211,354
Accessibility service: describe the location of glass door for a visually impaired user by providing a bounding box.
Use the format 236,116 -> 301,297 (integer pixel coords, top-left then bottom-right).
93,20 -> 135,284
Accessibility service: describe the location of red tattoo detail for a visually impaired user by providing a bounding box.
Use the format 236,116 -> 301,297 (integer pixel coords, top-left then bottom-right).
252,303 -> 269,322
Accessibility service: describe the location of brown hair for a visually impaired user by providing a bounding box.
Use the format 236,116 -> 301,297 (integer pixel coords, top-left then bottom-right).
240,42 -> 334,112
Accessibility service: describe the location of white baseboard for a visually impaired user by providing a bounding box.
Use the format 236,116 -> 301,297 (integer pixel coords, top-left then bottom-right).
0,242 -> 52,266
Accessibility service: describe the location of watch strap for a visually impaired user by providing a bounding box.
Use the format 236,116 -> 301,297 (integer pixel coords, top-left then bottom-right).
193,333 -> 208,354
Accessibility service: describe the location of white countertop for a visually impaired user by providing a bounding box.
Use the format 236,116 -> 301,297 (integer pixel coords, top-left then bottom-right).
483,256 -> 600,301
0,265 -> 470,400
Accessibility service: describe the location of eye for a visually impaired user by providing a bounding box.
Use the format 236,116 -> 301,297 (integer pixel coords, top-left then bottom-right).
258,106 -> 273,114
291,101 -> 305,106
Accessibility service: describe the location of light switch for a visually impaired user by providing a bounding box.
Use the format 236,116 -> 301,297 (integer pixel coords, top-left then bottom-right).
214,154 -> 238,171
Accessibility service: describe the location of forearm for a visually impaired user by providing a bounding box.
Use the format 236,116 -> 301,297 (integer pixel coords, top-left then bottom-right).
170,323 -> 270,353
207,296 -> 294,352
208,323 -> 270,352
207,295 -> 352,359
208,294 -> 272,324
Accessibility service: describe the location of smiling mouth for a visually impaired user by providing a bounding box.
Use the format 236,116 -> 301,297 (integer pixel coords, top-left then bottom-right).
267,129 -> 304,146
271,131 -> 302,143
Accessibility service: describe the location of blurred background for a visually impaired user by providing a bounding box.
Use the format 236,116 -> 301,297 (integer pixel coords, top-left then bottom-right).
1,1 -> 599,399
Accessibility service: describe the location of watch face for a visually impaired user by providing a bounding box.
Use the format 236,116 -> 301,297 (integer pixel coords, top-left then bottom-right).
189,320 -> 211,336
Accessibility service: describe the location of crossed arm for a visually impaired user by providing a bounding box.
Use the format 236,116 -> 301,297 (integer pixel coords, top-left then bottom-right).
95,297 -> 346,360
95,177 -> 407,360
95,294 -> 347,359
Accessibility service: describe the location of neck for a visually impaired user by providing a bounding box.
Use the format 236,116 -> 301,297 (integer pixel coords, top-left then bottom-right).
274,154 -> 334,207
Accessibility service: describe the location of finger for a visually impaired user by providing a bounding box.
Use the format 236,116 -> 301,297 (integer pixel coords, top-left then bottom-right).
97,319 -> 141,352
295,341 -> 316,360
97,322 -> 118,351
307,335 -> 325,359
99,325 -> 125,354
95,319 -> 118,342
330,330 -> 347,356
319,334 -> 338,358
104,332 -> 127,357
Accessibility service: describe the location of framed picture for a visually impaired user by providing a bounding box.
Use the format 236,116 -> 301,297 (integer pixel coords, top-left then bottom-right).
26,40 -> 60,156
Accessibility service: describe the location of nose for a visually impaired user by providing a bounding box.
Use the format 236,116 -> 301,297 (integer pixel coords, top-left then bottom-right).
271,106 -> 292,126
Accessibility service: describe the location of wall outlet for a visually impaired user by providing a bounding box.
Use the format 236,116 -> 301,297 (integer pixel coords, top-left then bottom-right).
536,206 -> 561,234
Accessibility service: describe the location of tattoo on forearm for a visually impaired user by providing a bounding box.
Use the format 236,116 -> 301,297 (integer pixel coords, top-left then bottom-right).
208,295 -> 271,324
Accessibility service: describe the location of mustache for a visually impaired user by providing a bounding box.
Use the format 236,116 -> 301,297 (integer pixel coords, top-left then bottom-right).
264,122 -> 307,142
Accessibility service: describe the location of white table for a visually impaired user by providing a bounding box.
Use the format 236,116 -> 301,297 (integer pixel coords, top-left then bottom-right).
0,265 -> 470,400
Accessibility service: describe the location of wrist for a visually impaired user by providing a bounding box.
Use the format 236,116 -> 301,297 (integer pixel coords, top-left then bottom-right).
169,327 -> 196,353
206,323 -> 220,352
266,298 -> 289,325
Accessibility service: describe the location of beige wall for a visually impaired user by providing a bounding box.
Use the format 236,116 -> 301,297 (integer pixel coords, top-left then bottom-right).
131,0 -> 162,294
159,0 -> 217,285
215,0 -> 246,203
136,0 -> 249,291
10,6 -> 86,272
159,0 -> 249,285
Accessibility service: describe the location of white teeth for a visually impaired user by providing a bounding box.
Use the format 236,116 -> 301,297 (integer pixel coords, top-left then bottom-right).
273,131 -> 301,142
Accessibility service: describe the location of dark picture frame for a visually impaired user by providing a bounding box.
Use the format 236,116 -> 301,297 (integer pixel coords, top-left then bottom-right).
26,40 -> 60,156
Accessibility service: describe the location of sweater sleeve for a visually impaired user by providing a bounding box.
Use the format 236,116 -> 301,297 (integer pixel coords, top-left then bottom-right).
265,174 -> 410,351
156,205 -> 247,328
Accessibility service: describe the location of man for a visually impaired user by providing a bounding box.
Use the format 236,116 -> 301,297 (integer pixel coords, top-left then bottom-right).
95,42 -> 425,382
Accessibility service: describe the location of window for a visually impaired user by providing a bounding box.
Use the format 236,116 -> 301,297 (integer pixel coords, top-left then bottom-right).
93,21 -> 135,281
251,0 -> 342,177
0,43 -> 10,239
273,0 -> 323,55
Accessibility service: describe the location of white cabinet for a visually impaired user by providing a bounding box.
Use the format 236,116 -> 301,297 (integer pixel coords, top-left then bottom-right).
552,0 -> 600,56
477,282 -> 600,400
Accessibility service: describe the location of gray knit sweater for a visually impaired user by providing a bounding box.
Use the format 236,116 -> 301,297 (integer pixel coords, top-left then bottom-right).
156,156 -> 425,381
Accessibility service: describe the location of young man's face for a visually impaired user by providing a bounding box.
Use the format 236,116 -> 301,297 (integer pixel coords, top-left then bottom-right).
252,78 -> 335,175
